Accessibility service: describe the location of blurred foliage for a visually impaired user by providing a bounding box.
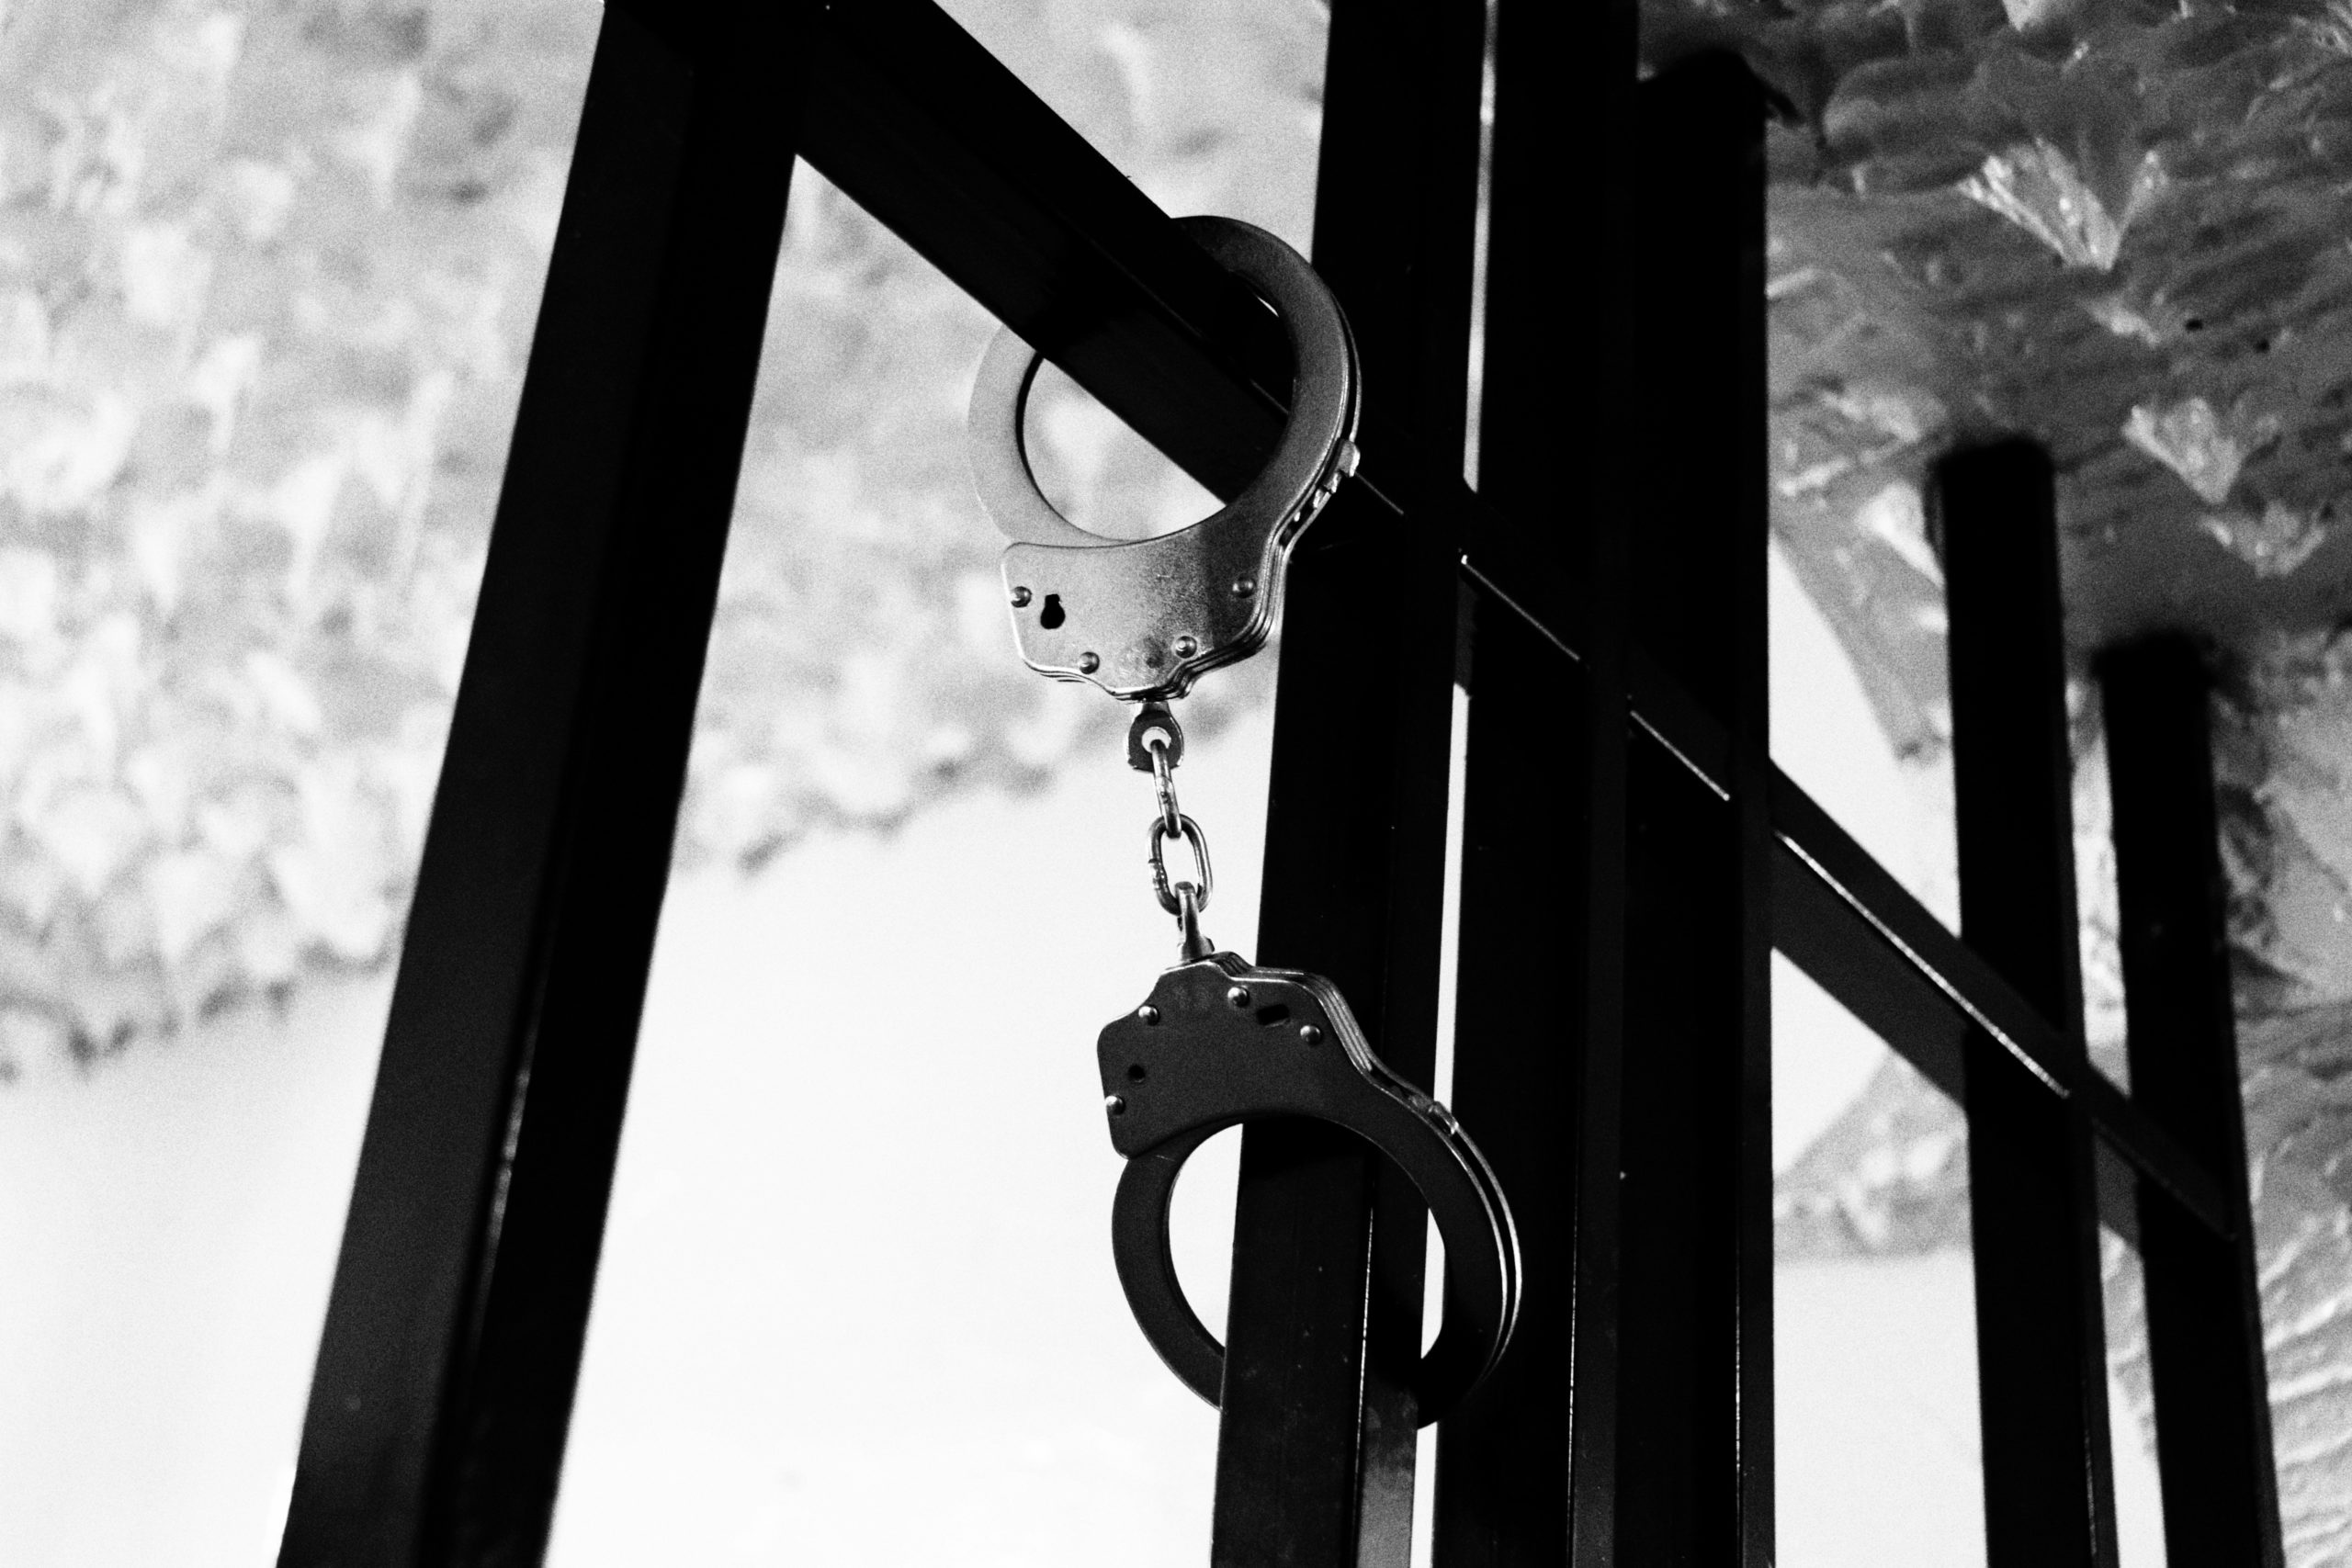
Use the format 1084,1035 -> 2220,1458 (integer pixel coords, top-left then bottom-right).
0,0 -> 1325,1076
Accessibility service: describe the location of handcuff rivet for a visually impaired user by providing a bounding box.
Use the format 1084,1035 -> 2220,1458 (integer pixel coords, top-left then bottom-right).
1173,635 -> 1198,659
1010,585 -> 1032,607
1079,651 -> 1101,673
1227,986 -> 1250,1010
1298,1024 -> 1323,1045
1105,1095 -> 1127,1115
1231,575 -> 1256,598
1136,1004 -> 1160,1025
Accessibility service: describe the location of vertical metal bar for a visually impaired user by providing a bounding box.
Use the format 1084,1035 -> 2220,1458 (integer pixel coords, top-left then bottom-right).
1211,0 -> 1485,1559
1933,438 -> 2120,1568
1718,118 -> 1780,1568
1608,52 -> 1771,1568
1436,600 -> 1581,1566
1430,0 -> 1636,1552
2099,634 -> 2285,1568
276,5 -> 809,1563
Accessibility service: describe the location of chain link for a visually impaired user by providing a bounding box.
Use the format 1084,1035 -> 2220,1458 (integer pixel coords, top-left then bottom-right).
1148,812 -> 1214,916
1147,732 -> 1182,839
1135,712 -> 1215,952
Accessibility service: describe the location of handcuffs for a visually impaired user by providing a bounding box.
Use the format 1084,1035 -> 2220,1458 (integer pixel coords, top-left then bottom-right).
968,217 -> 1357,699
967,215 -> 1520,1422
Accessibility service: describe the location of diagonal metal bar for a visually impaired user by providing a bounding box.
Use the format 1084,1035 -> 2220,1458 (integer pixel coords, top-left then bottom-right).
1770,784 -> 2226,1236
261,5 -> 2278,1564
799,0 -> 1291,503
277,4 -> 812,1563
1465,534 -> 2229,1238
797,0 -> 2233,1376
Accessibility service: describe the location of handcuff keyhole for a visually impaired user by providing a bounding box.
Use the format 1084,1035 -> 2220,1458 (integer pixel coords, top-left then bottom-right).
1127,1064 -> 1148,1083
1039,593 -> 1066,629
1253,1004 -> 1291,1028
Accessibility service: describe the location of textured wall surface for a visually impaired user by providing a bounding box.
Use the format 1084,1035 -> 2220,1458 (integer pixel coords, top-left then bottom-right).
1702,0 -> 2352,1546
0,0 -> 599,1063
0,0 -> 1312,1071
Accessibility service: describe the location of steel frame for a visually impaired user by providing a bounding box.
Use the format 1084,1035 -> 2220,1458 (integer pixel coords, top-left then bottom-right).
274,1 -> 2283,1563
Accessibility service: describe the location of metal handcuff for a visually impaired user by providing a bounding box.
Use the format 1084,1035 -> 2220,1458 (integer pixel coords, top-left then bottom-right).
966,214 -> 1520,1422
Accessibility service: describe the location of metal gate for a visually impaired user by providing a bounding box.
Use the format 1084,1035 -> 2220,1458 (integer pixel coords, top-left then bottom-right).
269,2 -> 2284,1562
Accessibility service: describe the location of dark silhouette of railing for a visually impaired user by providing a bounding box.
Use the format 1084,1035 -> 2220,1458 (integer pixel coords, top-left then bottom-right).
272,5 -> 2283,1564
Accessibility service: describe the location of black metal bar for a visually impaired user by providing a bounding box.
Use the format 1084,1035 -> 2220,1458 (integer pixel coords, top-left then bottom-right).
1768,770 -> 2228,1235
1452,502 -> 2232,1249
1467,514 -> 2228,1245
1464,519 -> 2223,1247
1719,124 -> 1779,1568
781,16 -> 2236,1261
1435,600 -> 1587,1565
1430,0 -> 1636,1552
778,12 -> 2208,1267
1934,438 -> 2120,1568
1606,52 -> 1772,1568
1614,734 -> 1747,1565
798,0 -> 1289,503
2099,635 -> 2286,1567
1772,837 -> 1966,1100
1210,0 -> 1486,1559
275,6 -> 809,1564
244,0 -> 2291,1560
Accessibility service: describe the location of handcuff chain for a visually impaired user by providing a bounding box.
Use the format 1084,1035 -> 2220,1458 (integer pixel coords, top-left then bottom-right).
1146,773 -> 1213,919
1147,729 -> 1182,839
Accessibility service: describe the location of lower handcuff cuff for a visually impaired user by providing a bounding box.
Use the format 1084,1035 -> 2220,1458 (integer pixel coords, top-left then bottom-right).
966,214 -> 1521,1423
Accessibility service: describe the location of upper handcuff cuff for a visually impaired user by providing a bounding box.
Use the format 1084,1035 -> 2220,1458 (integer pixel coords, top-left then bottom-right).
965,215 -> 1521,1421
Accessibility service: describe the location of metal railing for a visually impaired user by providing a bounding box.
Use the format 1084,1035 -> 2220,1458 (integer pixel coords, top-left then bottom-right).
272,3 -> 2283,1564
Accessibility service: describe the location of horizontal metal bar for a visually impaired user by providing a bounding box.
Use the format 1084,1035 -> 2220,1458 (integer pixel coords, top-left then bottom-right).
1457,545 -> 2231,1239
799,0 -> 1290,503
